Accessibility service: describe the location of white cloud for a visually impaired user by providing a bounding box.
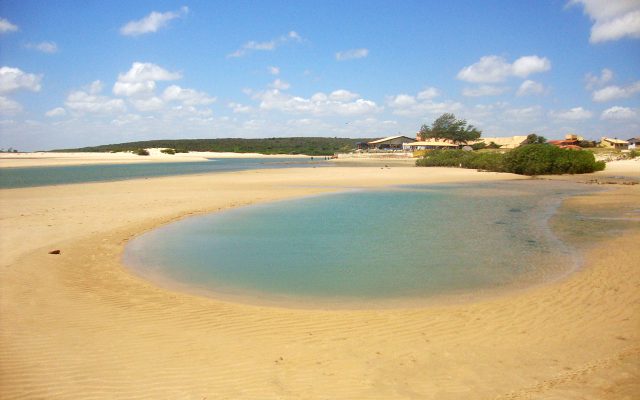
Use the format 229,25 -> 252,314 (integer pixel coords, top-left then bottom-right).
570,0 -> 640,43
255,88 -> 381,116
417,87 -> 440,100
117,62 -> 182,83
268,79 -> 290,90
228,31 -> 302,58
87,80 -> 104,94
585,68 -> 614,89
45,107 -> 66,117
113,80 -> 156,97
162,85 -> 216,105
0,96 -> 22,115
551,106 -> 593,120
462,85 -> 509,97
0,18 -> 18,33
517,80 -> 545,96
228,102 -> 252,113
387,90 -> 461,117
601,106 -> 637,119
65,86 -> 126,114
268,66 -> 280,75
335,48 -> 369,61
0,66 -> 42,94
328,89 -> 359,102
120,6 -> 189,36
457,55 -> 551,83
25,41 -> 58,53
511,56 -> 551,78
130,96 -> 165,112
592,81 -> 640,101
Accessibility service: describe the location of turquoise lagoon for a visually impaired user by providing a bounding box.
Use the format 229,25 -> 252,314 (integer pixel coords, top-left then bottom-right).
124,181 -> 597,306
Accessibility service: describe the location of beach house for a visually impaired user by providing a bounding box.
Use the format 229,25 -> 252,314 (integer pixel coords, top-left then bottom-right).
367,135 -> 416,151
628,137 -> 640,150
600,137 -> 629,150
468,136 -> 528,149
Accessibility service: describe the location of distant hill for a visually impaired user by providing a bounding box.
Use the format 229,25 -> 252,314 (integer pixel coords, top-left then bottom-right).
51,137 -> 373,156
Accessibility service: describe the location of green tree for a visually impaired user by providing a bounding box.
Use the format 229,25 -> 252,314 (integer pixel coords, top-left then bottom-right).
419,113 -> 481,145
524,133 -> 546,144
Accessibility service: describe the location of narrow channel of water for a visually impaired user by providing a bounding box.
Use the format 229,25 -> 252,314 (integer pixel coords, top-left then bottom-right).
0,157 -> 327,188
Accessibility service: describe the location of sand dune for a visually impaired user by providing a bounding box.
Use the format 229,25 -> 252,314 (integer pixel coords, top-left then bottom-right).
0,165 -> 638,399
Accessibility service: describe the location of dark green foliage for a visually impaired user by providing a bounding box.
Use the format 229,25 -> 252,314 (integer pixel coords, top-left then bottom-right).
417,145 -> 605,175
578,140 -> 596,148
419,113 -> 482,144
502,144 -> 603,175
628,149 -> 638,159
524,133 -> 546,144
51,137 -> 369,156
160,148 -> 176,155
136,148 -> 149,156
415,150 -> 505,171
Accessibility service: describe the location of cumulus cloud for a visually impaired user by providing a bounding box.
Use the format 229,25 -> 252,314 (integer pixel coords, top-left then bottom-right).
268,79 -> 290,90
254,88 -> 381,116
113,62 -> 181,97
457,55 -> 551,83
120,6 -> 188,36
0,96 -> 22,115
517,80 -> 545,96
117,62 -> 182,83
585,68 -> 614,89
592,81 -> 640,101
387,89 -> 461,117
335,48 -> 369,61
570,0 -> 640,43
551,106 -> 593,120
0,18 -> 18,33
228,31 -> 302,58
25,41 -> 58,54
601,105 -> 637,119
0,66 -> 42,94
162,85 -> 216,105
228,102 -> 252,113
65,88 -> 126,114
45,107 -> 66,117
462,85 -> 509,97
129,96 -> 165,112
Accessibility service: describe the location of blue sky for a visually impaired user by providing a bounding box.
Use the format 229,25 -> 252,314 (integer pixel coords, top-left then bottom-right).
1,0 -> 639,151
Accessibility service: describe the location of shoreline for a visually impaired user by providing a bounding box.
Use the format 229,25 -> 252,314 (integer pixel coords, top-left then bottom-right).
1,164 -> 639,398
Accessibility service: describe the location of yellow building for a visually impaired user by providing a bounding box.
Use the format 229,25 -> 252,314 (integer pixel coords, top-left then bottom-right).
600,137 -> 629,150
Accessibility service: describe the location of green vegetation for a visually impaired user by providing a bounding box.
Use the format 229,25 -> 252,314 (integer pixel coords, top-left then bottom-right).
417,145 -> 605,175
160,148 -> 176,155
136,148 -> 150,156
524,133 -> 546,144
52,137 -> 369,156
419,113 -> 481,145
629,149 -> 638,159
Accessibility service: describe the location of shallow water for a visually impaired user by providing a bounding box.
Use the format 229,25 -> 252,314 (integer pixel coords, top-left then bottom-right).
0,157 -> 326,188
124,180 -> 600,305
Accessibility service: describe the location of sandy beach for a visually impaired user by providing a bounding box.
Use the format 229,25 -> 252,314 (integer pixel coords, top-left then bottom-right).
0,157 -> 638,399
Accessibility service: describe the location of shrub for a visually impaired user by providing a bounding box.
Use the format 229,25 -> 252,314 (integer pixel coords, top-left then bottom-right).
135,148 -> 150,156
629,149 -> 638,159
417,145 -> 605,175
503,144 -> 604,175
161,148 -> 176,155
